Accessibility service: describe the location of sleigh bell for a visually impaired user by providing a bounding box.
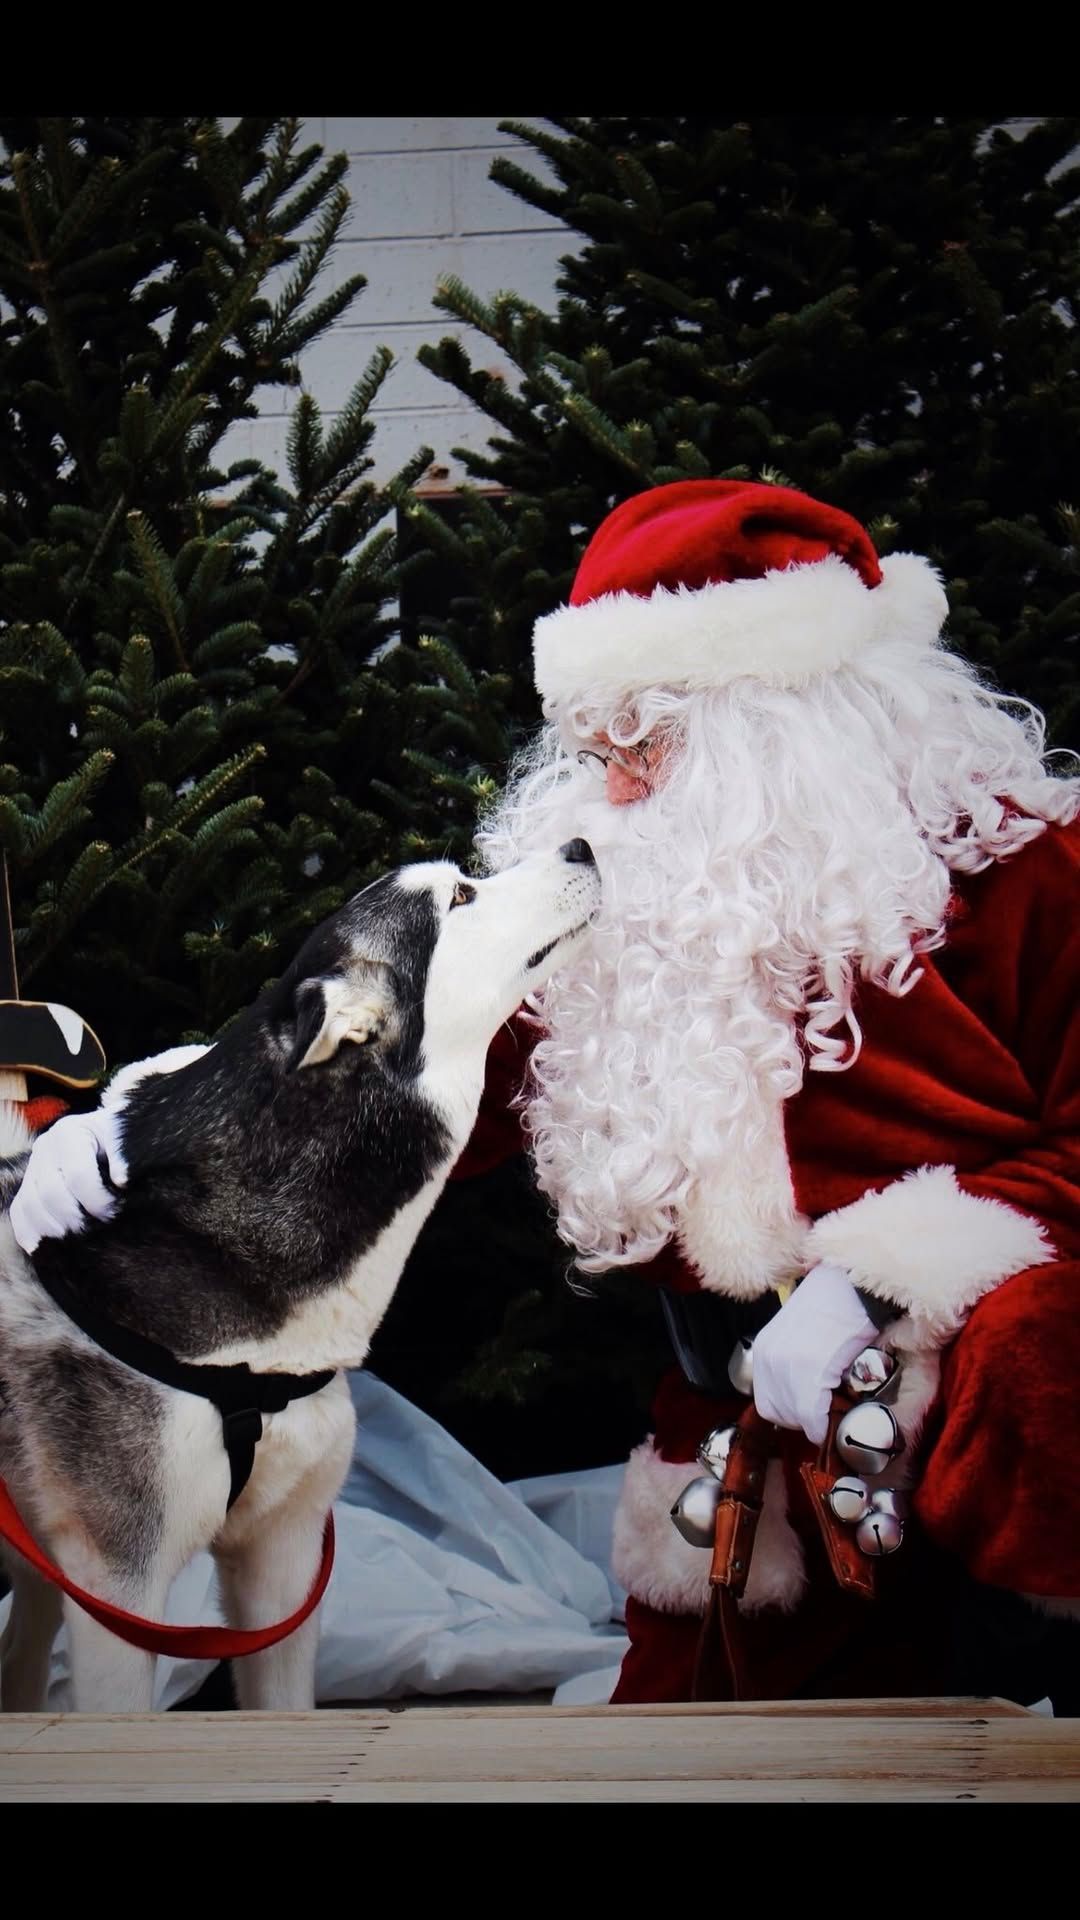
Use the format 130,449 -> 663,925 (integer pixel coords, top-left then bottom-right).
826,1475 -> 871,1524
670,1474 -> 724,1549
727,1336 -> 755,1397
836,1402 -> 903,1477
841,1346 -> 897,1399
855,1508 -> 905,1557
696,1425 -> 736,1481
868,1486 -> 909,1521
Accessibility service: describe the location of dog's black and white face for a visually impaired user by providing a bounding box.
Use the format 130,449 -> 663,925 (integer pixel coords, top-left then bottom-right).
275,839 -> 601,1110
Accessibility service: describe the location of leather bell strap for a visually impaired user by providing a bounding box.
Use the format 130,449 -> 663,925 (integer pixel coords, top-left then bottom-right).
698,1404 -> 775,1703
695,1393 -> 879,1705
799,1399 -> 876,1600
706,1398 -> 877,1602
708,1403 -> 774,1599
0,1475 -> 335,1659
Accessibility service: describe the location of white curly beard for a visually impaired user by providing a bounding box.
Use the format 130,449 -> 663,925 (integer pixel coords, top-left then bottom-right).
475,641 -> 1077,1295
484,764 -> 817,1298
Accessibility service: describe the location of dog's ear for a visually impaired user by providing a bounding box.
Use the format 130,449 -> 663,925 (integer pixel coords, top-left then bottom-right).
289,965 -> 395,1070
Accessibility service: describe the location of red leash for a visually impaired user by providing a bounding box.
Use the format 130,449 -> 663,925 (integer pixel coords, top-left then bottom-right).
0,1102 -> 336,1660
0,1477 -> 334,1659
0,1098 -> 334,1666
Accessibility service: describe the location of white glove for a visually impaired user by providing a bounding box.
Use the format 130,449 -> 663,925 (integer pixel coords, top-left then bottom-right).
8,1042 -> 211,1255
9,1106 -> 130,1254
751,1261 -> 880,1446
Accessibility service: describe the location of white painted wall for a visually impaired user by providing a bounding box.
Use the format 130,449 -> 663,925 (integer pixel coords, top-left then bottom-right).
207,119 -> 1080,495
223,118 -> 569,487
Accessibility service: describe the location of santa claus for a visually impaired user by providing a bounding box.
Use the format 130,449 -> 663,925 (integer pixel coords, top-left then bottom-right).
12,479 -> 1080,1705
450,478 -> 1080,1702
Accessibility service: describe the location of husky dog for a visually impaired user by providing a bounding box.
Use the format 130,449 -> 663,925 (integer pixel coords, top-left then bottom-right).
0,842 -> 600,1713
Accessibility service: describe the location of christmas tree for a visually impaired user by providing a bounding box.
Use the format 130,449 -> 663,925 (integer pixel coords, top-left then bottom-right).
377,115 -> 1080,1463
411,114 -> 1080,755
0,115 -> 446,1061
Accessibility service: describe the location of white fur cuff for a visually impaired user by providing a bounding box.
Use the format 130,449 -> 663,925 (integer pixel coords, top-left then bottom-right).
611,1442 -> 806,1618
612,1444 -> 713,1616
804,1165 -> 1055,1345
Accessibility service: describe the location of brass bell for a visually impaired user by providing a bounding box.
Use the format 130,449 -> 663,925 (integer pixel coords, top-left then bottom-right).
670,1474 -> 723,1549
836,1401 -> 903,1476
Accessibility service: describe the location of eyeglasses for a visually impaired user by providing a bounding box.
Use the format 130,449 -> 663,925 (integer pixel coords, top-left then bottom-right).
576,738 -> 655,781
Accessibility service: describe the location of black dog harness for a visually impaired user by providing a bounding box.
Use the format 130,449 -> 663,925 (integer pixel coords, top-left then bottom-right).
32,1260 -> 336,1510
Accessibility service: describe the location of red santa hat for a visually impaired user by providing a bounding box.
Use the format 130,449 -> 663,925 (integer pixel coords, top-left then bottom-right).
532,478 -> 949,712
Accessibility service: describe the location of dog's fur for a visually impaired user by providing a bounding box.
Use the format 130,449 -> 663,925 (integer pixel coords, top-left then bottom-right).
0,844 -> 600,1712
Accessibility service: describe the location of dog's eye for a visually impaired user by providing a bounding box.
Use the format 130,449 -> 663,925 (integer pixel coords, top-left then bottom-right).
449,882 -> 476,911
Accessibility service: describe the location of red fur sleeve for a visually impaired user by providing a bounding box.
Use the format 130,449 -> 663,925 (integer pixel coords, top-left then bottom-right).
805,822 -> 1080,1336
948,823 -> 1080,1258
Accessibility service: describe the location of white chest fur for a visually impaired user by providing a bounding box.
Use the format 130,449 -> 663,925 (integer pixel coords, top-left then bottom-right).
192,1052 -> 484,1376
195,1171 -> 454,1374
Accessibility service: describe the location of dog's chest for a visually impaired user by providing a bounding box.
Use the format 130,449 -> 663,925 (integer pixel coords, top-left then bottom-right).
192,1176 -> 448,1374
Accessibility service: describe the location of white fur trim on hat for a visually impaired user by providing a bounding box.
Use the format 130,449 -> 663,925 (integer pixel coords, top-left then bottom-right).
804,1165 -> 1055,1347
533,551 -> 948,709
611,1442 -> 806,1617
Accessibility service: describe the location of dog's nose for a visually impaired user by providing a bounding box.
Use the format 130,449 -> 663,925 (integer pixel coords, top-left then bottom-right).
559,838 -> 595,866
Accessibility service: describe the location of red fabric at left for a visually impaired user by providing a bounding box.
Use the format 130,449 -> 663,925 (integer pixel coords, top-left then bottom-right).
21,1095 -> 69,1133
612,1597 -> 702,1702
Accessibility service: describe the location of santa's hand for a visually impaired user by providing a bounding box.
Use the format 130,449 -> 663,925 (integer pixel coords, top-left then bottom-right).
751,1262 -> 880,1446
9,1041 -> 211,1255
10,1106 -> 130,1254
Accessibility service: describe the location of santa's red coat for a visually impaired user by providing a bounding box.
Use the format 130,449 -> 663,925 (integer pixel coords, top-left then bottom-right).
453,821 -> 1080,1700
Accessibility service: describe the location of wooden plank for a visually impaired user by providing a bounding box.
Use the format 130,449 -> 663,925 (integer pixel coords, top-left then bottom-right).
0,1705 -> 1073,1802
360,1695 -> 1034,1719
0,1774 -> 1073,1802
322,1711 -> 1075,1787
0,1697 -> 1024,1759
0,1711 -> 394,1754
